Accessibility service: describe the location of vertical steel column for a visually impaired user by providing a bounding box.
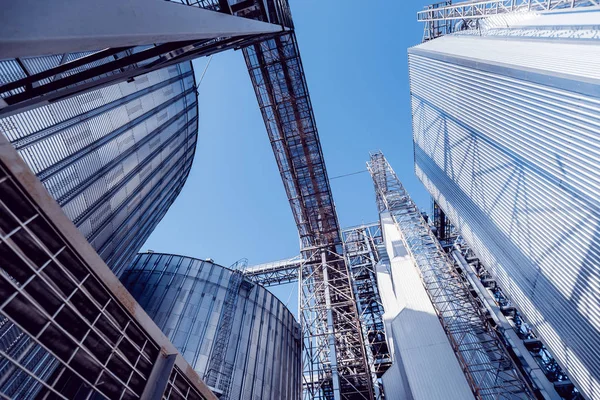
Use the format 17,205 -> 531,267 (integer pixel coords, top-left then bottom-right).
322,250 -> 341,400
141,353 -> 178,400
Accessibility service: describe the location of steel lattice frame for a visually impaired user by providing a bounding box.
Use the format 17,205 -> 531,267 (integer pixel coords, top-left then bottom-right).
244,224 -> 392,400
341,225 -> 391,399
418,0 -> 599,40
243,33 -> 373,400
367,152 -> 536,400
244,256 -> 303,286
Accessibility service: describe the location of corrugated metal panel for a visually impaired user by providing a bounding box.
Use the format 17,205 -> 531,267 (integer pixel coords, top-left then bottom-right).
0,61 -> 199,274
121,254 -> 302,400
409,28 -> 600,398
413,35 -> 600,81
377,214 -> 473,400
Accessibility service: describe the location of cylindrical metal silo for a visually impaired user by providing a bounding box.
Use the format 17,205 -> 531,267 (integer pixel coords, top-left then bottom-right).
120,252 -> 301,400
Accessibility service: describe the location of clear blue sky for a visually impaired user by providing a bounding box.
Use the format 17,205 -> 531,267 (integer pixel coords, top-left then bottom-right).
143,1 -> 432,310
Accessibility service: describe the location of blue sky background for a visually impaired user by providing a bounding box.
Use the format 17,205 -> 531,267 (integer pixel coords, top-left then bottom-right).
143,0 -> 432,311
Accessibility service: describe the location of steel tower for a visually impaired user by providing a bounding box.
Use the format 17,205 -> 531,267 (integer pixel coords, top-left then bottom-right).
0,1 -> 374,398
367,151 -> 536,399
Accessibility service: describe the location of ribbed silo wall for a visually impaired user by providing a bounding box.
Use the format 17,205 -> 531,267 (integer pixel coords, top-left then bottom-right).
0,61 -> 198,276
408,17 -> 600,398
120,253 -> 302,400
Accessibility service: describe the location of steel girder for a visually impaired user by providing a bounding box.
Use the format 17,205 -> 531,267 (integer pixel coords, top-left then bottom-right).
340,225 -> 391,399
367,152 -> 536,400
243,33 -> 373,400
244,256 -> 303,286
244,225 -> 393,399
0,0 -> 374,397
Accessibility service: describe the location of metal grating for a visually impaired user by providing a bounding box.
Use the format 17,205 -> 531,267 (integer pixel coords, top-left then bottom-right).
0,137 -> 213,399
367,151 -> 536,400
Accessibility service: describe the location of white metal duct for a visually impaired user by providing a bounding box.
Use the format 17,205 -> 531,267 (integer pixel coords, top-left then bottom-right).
408,16 -> 600,399
376,213 -> 473,400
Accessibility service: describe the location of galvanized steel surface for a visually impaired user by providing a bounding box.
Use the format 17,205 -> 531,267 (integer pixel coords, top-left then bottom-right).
121,253 -> 302,400
0,62 -> 198,275
409,24 -> 600,398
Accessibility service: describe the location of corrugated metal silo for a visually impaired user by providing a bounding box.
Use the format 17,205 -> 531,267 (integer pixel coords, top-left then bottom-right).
120,252 -> 302,400
408,9 -> 600,398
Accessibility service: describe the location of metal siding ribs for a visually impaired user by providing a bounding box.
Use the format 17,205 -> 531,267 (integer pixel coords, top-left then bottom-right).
0,1 -> 285,118
0,137 -> 215,400
409,27 -> 600,396
242,33 -> 373,400
367,152 -> 536,400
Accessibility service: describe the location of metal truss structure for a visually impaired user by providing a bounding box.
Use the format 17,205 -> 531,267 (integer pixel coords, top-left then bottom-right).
340,225 -> 391,399
0,0 -> 289,117
429,207 -> 581,399
244,225 -> 392,399
367,151 -> 536,400
418,0 -> 599,40
244,256 -> 303,286
243,32 -> 373,400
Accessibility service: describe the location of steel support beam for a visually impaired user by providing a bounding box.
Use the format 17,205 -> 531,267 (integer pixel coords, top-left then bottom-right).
141,353 -> 178,400
0,0 -> 289,117
0,0 -> 283,58
244,256 -> 303,286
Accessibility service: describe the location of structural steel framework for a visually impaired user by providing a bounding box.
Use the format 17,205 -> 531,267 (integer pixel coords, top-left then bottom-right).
340,225 -> 391,399
367,152 -> 536,400
244,256 -> 303,286
418,0 -> 599,40
429,206 -> 578,399
244,225 -> 392,399
0,0 -> 288,117
243,33 -> 373,400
